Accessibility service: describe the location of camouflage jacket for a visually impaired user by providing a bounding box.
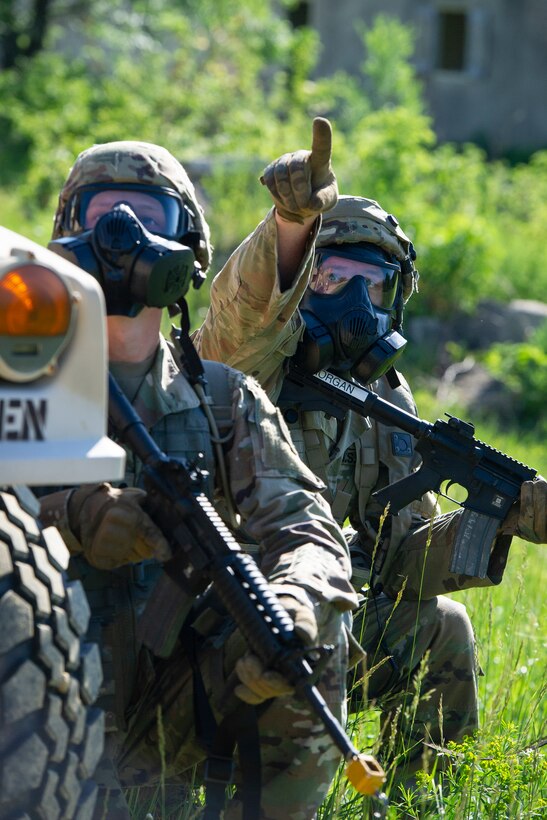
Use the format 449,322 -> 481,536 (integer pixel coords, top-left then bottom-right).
194,211 -> 512,600
115,334 -> 358,611
193,208 -> 316,400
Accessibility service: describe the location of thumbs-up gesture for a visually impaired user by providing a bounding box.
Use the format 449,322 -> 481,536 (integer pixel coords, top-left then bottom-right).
260,117 -> 338,224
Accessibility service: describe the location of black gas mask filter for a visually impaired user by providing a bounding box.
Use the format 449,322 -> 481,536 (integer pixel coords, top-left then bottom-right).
48,203 -> 200,316
293,244 -> 407,386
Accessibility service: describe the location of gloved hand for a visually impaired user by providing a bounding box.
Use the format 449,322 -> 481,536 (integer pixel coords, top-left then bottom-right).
234,594 -> 319,705
260,117 -> 338,224
67,483 -> 172,570
502,476 -> 547,544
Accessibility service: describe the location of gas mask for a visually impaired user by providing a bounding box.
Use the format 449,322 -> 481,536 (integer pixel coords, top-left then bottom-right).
48,203 -> 199,316
293,245 -> 406,385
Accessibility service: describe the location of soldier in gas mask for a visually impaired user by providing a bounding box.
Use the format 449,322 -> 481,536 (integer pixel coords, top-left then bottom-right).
194,118 -> 547,795
41,140 -> 360,819
49,139 -> 212,316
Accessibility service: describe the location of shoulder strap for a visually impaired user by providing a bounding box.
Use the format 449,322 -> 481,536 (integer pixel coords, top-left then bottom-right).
201,359 -> 237,440
181,626 -> 262,820
169,327 -> 239,526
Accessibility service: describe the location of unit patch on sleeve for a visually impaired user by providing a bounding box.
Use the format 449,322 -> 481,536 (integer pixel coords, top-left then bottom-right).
391,432 -> 413,457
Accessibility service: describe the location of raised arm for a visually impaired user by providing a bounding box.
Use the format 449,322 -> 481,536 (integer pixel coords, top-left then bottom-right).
261,117 -> 337,288
193,117 -> 338,399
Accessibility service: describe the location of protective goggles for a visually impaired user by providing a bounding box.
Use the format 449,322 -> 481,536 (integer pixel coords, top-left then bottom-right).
64,183 -> 189,240
309,250 -> 400,309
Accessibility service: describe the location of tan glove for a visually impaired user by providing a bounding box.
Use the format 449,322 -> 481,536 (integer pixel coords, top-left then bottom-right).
260,117 -> 338,224
67,483 -> 172,570
502,476 -> 547,544
234,594 -> 319,705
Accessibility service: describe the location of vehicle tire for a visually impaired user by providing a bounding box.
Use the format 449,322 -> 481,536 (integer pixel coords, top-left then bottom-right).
0,488 -> 104,820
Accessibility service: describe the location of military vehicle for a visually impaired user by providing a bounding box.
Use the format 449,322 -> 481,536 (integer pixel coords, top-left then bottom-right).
0,227 -> 125,819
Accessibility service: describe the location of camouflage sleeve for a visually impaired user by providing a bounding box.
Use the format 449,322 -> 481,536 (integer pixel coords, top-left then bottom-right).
225,368 -> 358,612
383,506 -> 513,599
193,208 -> 319,401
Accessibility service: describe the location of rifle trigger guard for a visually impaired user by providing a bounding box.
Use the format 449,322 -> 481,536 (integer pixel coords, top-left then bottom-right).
439,479 -> 464,506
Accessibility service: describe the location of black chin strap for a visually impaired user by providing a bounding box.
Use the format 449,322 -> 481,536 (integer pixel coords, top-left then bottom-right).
385,367 -> 401,389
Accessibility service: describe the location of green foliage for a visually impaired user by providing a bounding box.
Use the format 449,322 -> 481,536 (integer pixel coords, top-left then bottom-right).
479,322 -> 547,434
1,3 -> 546,327
358,14 -> 424,112
404,726 -> 547,818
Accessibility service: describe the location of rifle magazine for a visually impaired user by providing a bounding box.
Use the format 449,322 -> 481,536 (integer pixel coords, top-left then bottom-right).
449,509 -> 500,578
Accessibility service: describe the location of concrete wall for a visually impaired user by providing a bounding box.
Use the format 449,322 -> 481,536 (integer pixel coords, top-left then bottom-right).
305,0 -> 547,156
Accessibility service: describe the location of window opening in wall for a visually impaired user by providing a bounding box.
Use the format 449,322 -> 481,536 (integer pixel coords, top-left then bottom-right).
287,1 -> 310,28
437,10 -> 468,70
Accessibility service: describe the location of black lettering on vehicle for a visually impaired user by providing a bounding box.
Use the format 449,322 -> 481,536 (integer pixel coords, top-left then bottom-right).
0,398 -> 48,441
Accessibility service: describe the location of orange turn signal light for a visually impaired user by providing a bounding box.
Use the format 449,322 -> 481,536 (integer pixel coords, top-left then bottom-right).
0,264 -> 72,336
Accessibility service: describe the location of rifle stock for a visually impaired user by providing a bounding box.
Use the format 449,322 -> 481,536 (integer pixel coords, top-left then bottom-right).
107,372 -> 386,798
285,365 -> 536,577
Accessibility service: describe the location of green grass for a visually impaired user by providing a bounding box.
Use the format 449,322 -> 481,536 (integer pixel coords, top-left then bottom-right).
322,391 -> 547,818
324,537 -> 546,819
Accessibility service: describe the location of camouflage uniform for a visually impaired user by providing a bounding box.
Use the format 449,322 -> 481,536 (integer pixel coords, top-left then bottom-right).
192,206 -> 505,783
65,335 -> 357,820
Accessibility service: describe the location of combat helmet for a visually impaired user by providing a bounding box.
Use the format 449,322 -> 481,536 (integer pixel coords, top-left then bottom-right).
52,141 -> 213,273
316,195 -> 418,302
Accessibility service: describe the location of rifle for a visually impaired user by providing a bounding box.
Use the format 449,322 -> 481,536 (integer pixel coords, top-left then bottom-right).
107,372 -> 387,801
283,365 -> 537,578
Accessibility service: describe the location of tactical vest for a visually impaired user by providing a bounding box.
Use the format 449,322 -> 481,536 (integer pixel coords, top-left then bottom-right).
124,380 -> 216,496
69,358 -> 235,730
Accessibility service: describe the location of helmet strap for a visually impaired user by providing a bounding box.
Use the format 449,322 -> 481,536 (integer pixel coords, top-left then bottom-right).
393,285 -> 404,332
385,367 -> 401,389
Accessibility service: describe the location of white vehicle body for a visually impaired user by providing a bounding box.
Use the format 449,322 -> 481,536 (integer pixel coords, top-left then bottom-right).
0,226 -> 125,485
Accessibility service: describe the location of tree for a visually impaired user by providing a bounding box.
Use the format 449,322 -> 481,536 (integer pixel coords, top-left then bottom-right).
0,0 -> 94,69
